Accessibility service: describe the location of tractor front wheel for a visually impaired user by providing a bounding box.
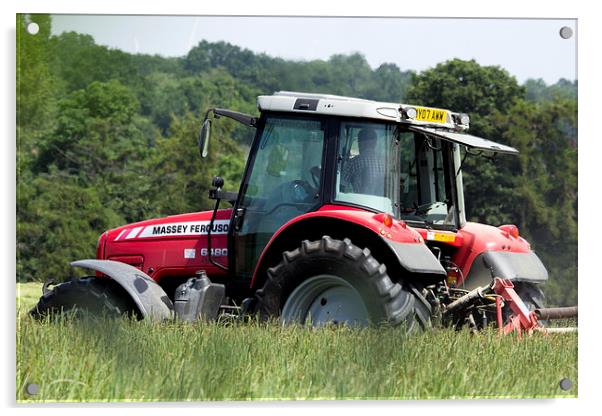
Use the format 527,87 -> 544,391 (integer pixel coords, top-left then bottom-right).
501,282 -> 546,324
256,236 -> 421,329
29,277 -> 138,319
514,282 -> 546,311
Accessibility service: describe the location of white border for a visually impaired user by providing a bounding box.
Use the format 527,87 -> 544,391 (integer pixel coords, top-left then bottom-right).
7,0 -> 582,18
3,1 -> 598,415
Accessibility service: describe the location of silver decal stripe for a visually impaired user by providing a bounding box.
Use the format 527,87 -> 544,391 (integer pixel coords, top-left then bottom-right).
114,229 -> 128,241
125,226 -> 143,239
137,220 -> 230,238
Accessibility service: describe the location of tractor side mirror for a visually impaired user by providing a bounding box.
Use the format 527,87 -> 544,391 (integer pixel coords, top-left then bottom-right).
212,176 -> 224,189
199,119 -> 211,158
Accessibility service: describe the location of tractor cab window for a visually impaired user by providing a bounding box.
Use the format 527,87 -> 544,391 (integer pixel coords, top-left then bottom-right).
234,115 -> 325,275
335,122 -> 399,215
335,124 -> 457,229
241,116 -> 325,217
399,132 -> 456,227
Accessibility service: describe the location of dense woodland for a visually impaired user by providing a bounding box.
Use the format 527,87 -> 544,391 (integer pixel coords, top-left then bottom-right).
16,15 -> 577,306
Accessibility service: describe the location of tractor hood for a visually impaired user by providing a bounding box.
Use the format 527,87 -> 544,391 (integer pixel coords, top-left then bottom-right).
99,209 -> 233,280
409,126 -> 519,154
106,209 -> 232,243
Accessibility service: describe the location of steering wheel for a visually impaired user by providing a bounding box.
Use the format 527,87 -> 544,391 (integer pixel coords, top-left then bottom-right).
262,179 -> 317,217
283,179 -> 316,203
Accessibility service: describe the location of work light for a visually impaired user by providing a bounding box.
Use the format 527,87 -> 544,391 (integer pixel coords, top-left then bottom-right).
404,107 -> 417,119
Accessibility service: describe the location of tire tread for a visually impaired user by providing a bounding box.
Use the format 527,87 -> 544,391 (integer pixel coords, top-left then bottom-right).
30,277 -> 135,319
257,235 -> 425,328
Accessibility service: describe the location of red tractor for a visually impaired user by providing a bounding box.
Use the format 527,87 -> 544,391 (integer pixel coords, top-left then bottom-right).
32,91 -> 563,332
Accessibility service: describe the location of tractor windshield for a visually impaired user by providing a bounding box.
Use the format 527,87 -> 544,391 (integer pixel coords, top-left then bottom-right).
335,124 -> 457,228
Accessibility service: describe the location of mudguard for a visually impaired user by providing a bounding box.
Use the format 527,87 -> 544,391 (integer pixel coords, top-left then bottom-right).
71,259 -> 174,321
463,251 -> 549,290
385,240 -> 446,275
250,207 -> 447,288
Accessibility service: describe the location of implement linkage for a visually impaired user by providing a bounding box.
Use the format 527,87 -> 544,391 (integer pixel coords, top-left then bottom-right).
428,277 -> 577,335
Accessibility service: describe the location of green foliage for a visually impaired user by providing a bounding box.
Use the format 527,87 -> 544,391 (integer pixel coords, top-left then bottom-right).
407,58 -> 524,135
184,41 -> 414,101
16,16 -> 577,307
17,14 -> 56,133
35,80 -> 144,177
145,112 -> 221,215
368,63 -> 415,102
17,170 -> 123,282
490,98 -> 577,306
525,78 -> 577,102
49,31 -> 182,94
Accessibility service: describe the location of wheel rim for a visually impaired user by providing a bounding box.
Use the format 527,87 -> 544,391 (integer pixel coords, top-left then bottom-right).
281,275 -> 370,326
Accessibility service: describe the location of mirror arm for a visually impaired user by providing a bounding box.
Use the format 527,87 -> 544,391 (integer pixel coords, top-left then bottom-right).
208,189 -> 238,205
207,176 -> 229,272
211,108 -> 257,128
199,108 -> 257,158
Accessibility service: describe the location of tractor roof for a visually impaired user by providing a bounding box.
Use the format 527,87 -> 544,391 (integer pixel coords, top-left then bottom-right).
257,91 -> 471,131
256,91 -> 518,154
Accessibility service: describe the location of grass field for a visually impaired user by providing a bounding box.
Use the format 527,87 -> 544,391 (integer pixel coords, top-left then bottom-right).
16,282 -> 578,402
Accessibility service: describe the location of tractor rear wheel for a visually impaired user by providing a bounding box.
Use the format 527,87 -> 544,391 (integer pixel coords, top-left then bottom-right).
29,277 -> 138,319
256,236 -> 423,329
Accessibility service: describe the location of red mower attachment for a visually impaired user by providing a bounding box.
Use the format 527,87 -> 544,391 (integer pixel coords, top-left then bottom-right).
492,278 -> 577,336
443,277 -> 577,336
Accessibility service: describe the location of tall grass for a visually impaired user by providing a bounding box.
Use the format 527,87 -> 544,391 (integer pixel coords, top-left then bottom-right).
16,283 -> 577,402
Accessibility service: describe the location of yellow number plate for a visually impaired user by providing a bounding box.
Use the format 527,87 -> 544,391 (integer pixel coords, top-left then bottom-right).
415,107 -> 448,123
426,231 -> 456,243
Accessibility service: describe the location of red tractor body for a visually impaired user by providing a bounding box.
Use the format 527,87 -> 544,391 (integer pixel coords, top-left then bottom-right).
99,209 -> 233,283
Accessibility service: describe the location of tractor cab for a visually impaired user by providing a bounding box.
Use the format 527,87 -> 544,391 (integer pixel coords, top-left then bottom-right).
200,92 -> 518,278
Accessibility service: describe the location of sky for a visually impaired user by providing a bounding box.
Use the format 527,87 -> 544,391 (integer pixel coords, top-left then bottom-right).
50,15 -> 577,85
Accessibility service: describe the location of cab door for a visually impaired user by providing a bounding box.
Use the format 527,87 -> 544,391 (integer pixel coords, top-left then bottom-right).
230,114 -> 328,279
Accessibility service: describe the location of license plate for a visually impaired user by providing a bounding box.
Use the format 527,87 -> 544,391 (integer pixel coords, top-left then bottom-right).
415,107 -> 447,123
426,231 -> 456,243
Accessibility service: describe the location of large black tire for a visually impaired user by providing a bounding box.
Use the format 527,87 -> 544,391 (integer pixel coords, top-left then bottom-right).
516,282 -> 546,310
502,282 -> 546,322
255,236 -> 426,329
408,284 -> 433,330
29,277 -> 138,319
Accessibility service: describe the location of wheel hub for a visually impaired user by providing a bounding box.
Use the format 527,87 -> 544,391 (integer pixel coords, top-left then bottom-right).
281,275 -> 370,326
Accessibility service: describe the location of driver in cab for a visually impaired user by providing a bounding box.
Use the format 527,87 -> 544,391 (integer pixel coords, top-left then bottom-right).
341,128 -> 385,195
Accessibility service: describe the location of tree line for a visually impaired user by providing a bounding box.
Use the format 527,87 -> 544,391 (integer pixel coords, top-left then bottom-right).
16,15 -> 577,306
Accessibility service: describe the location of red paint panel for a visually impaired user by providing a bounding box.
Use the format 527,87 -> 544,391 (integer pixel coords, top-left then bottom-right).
452,222 -> 531,286
250,205 -> 424,287
101,209 -> 233,282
